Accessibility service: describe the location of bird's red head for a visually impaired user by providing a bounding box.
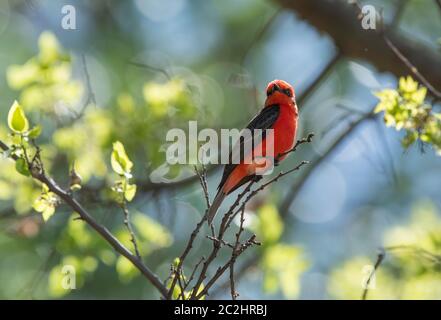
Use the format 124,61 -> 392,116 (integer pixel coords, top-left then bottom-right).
264,79 -> 296,107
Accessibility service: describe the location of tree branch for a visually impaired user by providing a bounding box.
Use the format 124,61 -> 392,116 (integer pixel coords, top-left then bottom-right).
276,0 -> 441,94
0,140 -> 169,298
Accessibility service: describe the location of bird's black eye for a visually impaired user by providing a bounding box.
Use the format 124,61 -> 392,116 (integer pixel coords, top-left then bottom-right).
266,85 -> 274,96
283,88 -> 292,97
267,83 -> 281,96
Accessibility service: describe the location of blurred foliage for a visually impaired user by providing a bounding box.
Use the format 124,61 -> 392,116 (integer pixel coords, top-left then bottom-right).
252,204 -> 309,298
0,32 -> 184,298
6,31 -> 82,113
1,30 -> 202,214
47,211 -> 173,296
0,0 -> 439,300
329,200 -> 441,299
374,76 -> 441,155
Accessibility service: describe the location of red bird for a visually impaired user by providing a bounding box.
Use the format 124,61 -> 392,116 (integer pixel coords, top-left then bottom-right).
207,79 -> 299,224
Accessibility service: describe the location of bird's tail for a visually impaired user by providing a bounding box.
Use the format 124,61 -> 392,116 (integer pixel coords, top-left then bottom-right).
206,191 -> 226,224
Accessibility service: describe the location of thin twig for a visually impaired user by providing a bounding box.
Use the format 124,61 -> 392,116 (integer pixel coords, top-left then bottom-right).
195,165 -> 211,210
121,200 -> 142,259
191,160 -> 309,300
361,249 -> 385,300
166,212 -> 209,299
128,60 -> 171,80
189,181 -> 256,299
184,257 -> 205,290
229,206 -> 247,300
277,133 -> 315,159
80,54 -> 96,107
188,134 -> 312,299
383,35 -> 441,99
194,234 -> 260,300
68,54 -> 96,122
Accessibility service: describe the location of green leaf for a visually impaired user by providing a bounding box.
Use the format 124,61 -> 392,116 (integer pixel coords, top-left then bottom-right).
399,76 -> 418,93
33,186 -> 58,222
7,101 -> 29,133
124,183 -> 137,202
42,205 -> 55,222
33,196 -> 55,222
374,102 -> 385,114
411,87 -> 427,105
33,197 -> 47,213
373,89 -> 399,114
28,125 -> 42,139
15,158 -> 30,176
111,141 -> 133,175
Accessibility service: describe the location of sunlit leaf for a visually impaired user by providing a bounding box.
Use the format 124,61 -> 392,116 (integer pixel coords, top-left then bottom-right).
399,76 -> 418,93
15,158 -> 30,177
42,205 -> 55,221
124,183 -> 137,202
411,87 -> 427,105
7,101 -> 29,133
33,190 -> 58,222
111,141 -> 133,175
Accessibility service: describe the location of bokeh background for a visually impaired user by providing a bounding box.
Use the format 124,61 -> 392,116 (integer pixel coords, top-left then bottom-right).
0,0 -> 440,299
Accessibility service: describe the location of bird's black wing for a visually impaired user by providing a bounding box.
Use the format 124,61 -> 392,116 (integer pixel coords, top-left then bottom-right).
217,104 -> 280,194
